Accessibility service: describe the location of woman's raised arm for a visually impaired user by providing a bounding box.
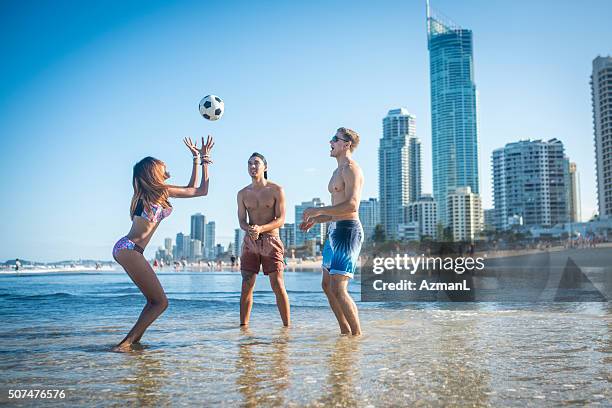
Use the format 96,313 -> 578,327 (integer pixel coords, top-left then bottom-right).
167,136 -> 214,198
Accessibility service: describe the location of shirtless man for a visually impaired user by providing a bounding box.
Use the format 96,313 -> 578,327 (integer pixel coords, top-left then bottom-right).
300,127 -> 364,335
237,153 -> 290,327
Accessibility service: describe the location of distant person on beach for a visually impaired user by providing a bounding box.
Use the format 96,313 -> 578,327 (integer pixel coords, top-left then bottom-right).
111,136 -> 214,352
15,258 -> 21,271
300,127 -> 364,335
237,153 -> 290,327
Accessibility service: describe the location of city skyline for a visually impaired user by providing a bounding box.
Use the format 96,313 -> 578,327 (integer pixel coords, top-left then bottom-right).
1,0 -> 611,261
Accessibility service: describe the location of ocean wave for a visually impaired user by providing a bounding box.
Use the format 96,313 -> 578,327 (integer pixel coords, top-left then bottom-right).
0,292 -> 322,304
1,292 -> 77,300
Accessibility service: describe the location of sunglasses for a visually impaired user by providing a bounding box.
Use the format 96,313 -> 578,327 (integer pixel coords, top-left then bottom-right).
331,135 -> 351,143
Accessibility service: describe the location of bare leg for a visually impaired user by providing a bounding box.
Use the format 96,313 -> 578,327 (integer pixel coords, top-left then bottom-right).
330,275 -> 361,335
268,270 -> 290,327
240,272 -> 257,326
113,250 -> 168,351
322,268 -> 351,334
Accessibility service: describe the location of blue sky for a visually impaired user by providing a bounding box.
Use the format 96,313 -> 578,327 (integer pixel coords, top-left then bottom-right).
1,0 -> 610,261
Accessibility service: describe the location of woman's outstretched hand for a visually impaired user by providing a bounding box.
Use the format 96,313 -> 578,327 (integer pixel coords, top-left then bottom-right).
199,135 -> 215,164
183,137 -> 200,156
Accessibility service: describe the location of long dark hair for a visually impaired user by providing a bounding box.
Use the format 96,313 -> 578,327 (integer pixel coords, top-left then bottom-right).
130,157 -> 171,219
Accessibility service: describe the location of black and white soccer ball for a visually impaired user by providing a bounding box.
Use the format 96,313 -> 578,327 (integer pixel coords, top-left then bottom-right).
198,94 -> 224,121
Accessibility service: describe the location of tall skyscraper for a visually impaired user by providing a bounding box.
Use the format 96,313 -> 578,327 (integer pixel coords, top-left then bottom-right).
175,232 -> 186,260
379,108 -> 421,238
181,235 -> 191,260
205,221 -> 216,259
190,213 -> 206,245
190,239 -> 202,260
427,2 -> 479,225
447,187 -> 482,242
568,162 -> 581,222
409,136 -> 422,202
234,228 -> 246,257
164,238 -> 172,255
359,198 -> 380,241
492,139 -> 569,229
295,198 -> 326,246
592,56 -> 612,219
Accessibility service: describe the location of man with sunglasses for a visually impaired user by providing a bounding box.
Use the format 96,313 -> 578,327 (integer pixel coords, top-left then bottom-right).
300,127 -> 364,335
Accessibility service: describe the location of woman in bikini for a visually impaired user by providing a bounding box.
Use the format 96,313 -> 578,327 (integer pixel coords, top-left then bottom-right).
111,136 -> 214,352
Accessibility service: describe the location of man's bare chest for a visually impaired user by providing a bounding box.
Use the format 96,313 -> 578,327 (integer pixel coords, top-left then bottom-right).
328,170 -> 345,194
244,190 -> 276,209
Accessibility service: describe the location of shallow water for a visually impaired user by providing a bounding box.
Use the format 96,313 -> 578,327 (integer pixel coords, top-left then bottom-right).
0,270 -> 610,407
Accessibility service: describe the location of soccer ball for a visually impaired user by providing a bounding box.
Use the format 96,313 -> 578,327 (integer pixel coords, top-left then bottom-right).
198,95 -> 224,121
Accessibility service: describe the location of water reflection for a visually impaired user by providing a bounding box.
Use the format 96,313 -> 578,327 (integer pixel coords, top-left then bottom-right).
434,315 -> 491,406
117,350 -> 171,406
236,327 -> 289,407
318,336 -> 361,406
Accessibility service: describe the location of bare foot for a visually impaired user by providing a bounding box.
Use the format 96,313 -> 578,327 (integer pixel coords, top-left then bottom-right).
111,342 -> 132,353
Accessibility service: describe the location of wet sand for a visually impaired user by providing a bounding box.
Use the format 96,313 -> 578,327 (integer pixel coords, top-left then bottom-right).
0,270 -> 610,406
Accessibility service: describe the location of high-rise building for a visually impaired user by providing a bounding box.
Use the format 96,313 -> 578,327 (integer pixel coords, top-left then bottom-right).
295,198 -> 326,246
568,162 -> 581,222
409,136 -> 422,203
592,56 -> 612,219
190,213 -> 206,245
447,187 -> 482,242
164,238 -> 172,255
359,198 -> 380,241
175,232 -> 186,260
406,194 -> 438,239
279,223 -> 296,248
492,139 -> 569,229
379,108 -> 421,238
427,3 -> 480,225
205,221 -> 216,259
190,239 -> 202,260
181,235 -> 191,260
234,228 -> 246,257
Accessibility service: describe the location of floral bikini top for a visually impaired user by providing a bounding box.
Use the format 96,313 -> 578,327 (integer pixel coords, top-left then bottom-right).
134,199 -> 173,223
